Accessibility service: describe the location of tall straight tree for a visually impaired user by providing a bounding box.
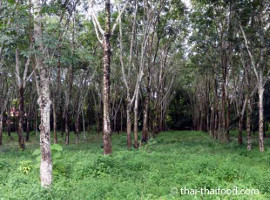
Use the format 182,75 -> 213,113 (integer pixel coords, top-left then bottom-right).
33,0 -> 52,187
89,0 -> 129,155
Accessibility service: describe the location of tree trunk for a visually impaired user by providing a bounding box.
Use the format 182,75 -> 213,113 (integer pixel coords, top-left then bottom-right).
238,117 -> 243,145
26,116 -> 30,141
142,68 -> 150,143
75,110 -> 80,144
7,113 -> 12,139
102,0 -> 112,155
37,70 -> 53,187
120,105 -> 123,132
53,102 -> 58,144
247,97 -> 252,151
33,0 -> 52,187
210,105 -> 215,137
133,93 -> 139,149
258,78 -> 264,152
126,103 -> 132,149
142,95 -> 149,143
226,99 -> 230,142
82,107 -> 86,141
0,114 -> 3,145
65,112 -> 69,145
18,86 -> 25,150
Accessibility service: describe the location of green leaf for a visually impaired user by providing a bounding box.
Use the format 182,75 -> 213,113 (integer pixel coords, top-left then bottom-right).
51,144 -> 63,151
32,149 -> 40,156
36,155 -> 41,162
52,152 -> 61,160
7,0 -> 15,4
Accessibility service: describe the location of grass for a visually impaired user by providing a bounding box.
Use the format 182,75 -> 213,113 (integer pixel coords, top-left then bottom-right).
0,130 -> 270,200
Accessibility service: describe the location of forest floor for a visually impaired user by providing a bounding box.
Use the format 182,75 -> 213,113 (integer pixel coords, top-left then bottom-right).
0,130 -> 270,200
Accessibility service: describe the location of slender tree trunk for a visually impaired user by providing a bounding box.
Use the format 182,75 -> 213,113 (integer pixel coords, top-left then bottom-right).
35,107 -> 38,137
247,97 -> 252,151
238,116 -> 243,145
102,0 -> 112,155
7,113 -> 11,139
65,112 -> 69,145
26,116 -> 30,141
33,0 -> 52,187
221,81 -> 226,142
134,93 -> 139,149
18,86 -> 25,150
258,77 -> 264,152
82,107 -> 86,140
53,102 -> 58,144
0,114 -> 3,145
142,95 -> 149,143
120,105 -> 123,132
142,69 -> 150,143
95,111 -> 100,133
226,99 -> 230,142
75,110 -> 80,144
126,103 -> 132,149
37,70 -> 53,187
210,105 -> 215,137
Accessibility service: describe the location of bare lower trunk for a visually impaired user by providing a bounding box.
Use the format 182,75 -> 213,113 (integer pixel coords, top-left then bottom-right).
0,114 -> 3,145
247,97 -> 252,151
18,87 -> 25,150
53,102 -> 58,144
142,84 -> 150,144
75,112 -> 80,144
258,82 -> 264,152
238,118 -> 243,145
82,107 -> 86,140
38,77 -> 52,187
126,103 -> 132,149
102,0 -> 112,155
142,96 -> 149,143
7,114 -> 12,139
26,117 -> 30,141
65,112 -> 69,145
133,94 -> 139,149
226,100 -> 230,142
34,0 -> 52,187
113,114 -> 117,132
210,105 -> 215,137
120,105 -> 123,132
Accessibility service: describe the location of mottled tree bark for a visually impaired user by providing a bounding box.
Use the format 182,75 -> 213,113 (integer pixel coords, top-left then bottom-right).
0,114 -> 3,145
33,0 -> 52,187
37,69 -> 53,188
226,99 -> 230,142
210,105 -> 215,138
65,111 -> 69,145
26,116 -> 30,141
142,66 -> 150,143
52,102 -> 58,144
102,0 -> 112,155
247,97 -> 252,151
238,117 -> 243,145
18,86 -> 25,150
133,93 -> 139,149
7,113 -> 11,139
126,103 -> 132,149
75,109 -> 80,144
258,77 -> 264,152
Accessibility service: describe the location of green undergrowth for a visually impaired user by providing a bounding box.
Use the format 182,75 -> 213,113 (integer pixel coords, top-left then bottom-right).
0,131 -> 270,200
